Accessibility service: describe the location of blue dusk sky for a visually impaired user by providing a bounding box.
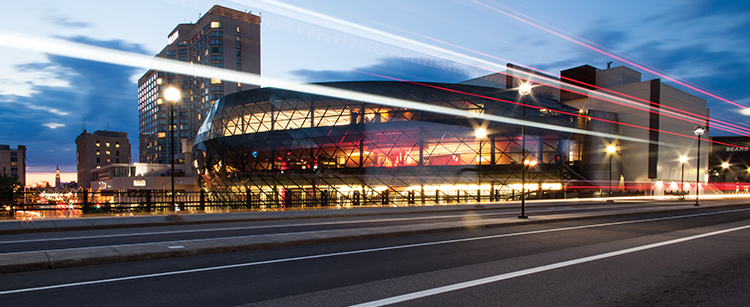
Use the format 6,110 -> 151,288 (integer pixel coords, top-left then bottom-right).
1,0 -> 749,184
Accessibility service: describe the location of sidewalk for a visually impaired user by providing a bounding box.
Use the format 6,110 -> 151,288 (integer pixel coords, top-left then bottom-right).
0,200 -> 745,274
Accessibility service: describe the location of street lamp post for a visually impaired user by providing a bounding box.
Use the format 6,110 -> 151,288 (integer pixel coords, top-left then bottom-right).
679,156 -> 687,199
518,82 -> 531,219
476,128 -> 487,206
165,87 -> 181,212
694,126 -> 705,206
606,145 -> 616,197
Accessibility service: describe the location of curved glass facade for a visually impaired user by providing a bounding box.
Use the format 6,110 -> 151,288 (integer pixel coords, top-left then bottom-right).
193,81 -> 583,207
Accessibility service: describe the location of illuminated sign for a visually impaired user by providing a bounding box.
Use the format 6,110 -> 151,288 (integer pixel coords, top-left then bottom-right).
167,31 -> 179,45
133,180 -> 147,187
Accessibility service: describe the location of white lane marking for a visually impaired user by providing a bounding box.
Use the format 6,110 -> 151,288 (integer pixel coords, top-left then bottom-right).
0,204 -> 638,244
1,208 -> 748,256
0,209 -> 748,295
350,224 -> 750,307
167,246 -> 184,249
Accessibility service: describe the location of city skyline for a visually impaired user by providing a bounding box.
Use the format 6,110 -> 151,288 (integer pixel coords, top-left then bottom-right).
1,0 -> 749,186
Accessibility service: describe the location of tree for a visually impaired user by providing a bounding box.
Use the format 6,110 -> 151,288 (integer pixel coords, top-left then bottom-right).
0,174 -> 22,215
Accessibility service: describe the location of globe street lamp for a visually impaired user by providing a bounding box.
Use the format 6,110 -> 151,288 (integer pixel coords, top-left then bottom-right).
606,145 -> 616,196
679,156 -> 688,199
476,128 -> 487,206
694,126 -> 705,206
165,87 -> 181,212
518,82 -> 531,219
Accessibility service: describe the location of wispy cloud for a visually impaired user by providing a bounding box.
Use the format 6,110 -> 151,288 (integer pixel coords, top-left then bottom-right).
43,122 -> 65,129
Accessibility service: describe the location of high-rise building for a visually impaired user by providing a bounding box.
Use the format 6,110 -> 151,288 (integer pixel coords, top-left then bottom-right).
138,5 -> 260,164
0,144 -> 26,186
75,130 -> 132,190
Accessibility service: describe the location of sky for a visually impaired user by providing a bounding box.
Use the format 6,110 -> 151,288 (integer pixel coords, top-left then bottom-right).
1,0 -> 749,185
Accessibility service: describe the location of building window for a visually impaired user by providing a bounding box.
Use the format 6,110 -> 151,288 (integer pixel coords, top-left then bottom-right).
116,151 -> 119,156
96,141 -> 100,147
236,58 -> 241,65
116,159 -> 120,163
158,132 -> 166,138
165,50 -> 177,56
209,55 -> 223,61
107,158 -> 110,163
96,150 -> 100,155
106,142 -> 110,147
115,142 -> 120,148
236,26 -> 241,33
96,158 -> 100,163
209,62 -> 224,68
10,168 -> 17,172
208,31 -> 223,38
236,50 -> 241,57
211,21 -> 222,29
10,157 -> 17,162
11,162 -> 17,166
236,65 -> 241,71
106,151 -> 110,155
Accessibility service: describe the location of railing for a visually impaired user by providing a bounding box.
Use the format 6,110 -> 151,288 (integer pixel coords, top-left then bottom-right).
0,184 -> 722,219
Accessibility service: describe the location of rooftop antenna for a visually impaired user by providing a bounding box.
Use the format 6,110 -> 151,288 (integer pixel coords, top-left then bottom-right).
607,61 -> 613,69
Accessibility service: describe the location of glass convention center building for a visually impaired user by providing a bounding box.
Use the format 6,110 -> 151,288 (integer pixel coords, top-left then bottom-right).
192,81 -> 591,207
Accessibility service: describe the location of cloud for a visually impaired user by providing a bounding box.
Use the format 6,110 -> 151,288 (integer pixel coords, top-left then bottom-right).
291,57 -> 473,83
43,122 -> 65,129
1,36 -> 149,172
51,17 -> 93,28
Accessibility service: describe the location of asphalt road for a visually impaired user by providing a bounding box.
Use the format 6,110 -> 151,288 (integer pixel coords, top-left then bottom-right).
1,205 -> 749,306
0,202 -> 690,254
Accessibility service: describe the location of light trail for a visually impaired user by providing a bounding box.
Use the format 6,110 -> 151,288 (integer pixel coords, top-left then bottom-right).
0,30 -> 651,146
470,0 -> 748,111
223,0 -> 745,137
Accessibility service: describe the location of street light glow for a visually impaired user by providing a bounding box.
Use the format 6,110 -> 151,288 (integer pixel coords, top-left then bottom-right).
606,145 -> 616,154
694,126 -> 705,136
722,162 -> 729,169
679,156 -> 688,163
165,87 -> 180,102
475,128 -> 487,138
519,82 -> 532,96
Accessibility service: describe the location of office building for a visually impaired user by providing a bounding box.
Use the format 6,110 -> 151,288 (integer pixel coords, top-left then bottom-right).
75,130 -> 132,190
138,5 -> 260,164
0,144 -> 26,186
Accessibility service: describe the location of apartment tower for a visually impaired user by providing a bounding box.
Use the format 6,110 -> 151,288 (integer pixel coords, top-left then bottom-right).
138,5 -> 260,164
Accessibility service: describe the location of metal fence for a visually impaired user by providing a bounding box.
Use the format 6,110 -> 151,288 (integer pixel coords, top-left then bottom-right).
1,185 -> 652,218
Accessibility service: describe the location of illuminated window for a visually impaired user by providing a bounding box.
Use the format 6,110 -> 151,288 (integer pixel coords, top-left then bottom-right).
236,26 -> 241,33
96,150 -> 100,156
211,78 -> 222,84
211,21 -> 222,29
115,142 -> 120,148
158,132 -> 166,138
106,151 -> 110,155
105,142 -> 110,147
157,78 -> 163,85
96,141 -> 100,147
